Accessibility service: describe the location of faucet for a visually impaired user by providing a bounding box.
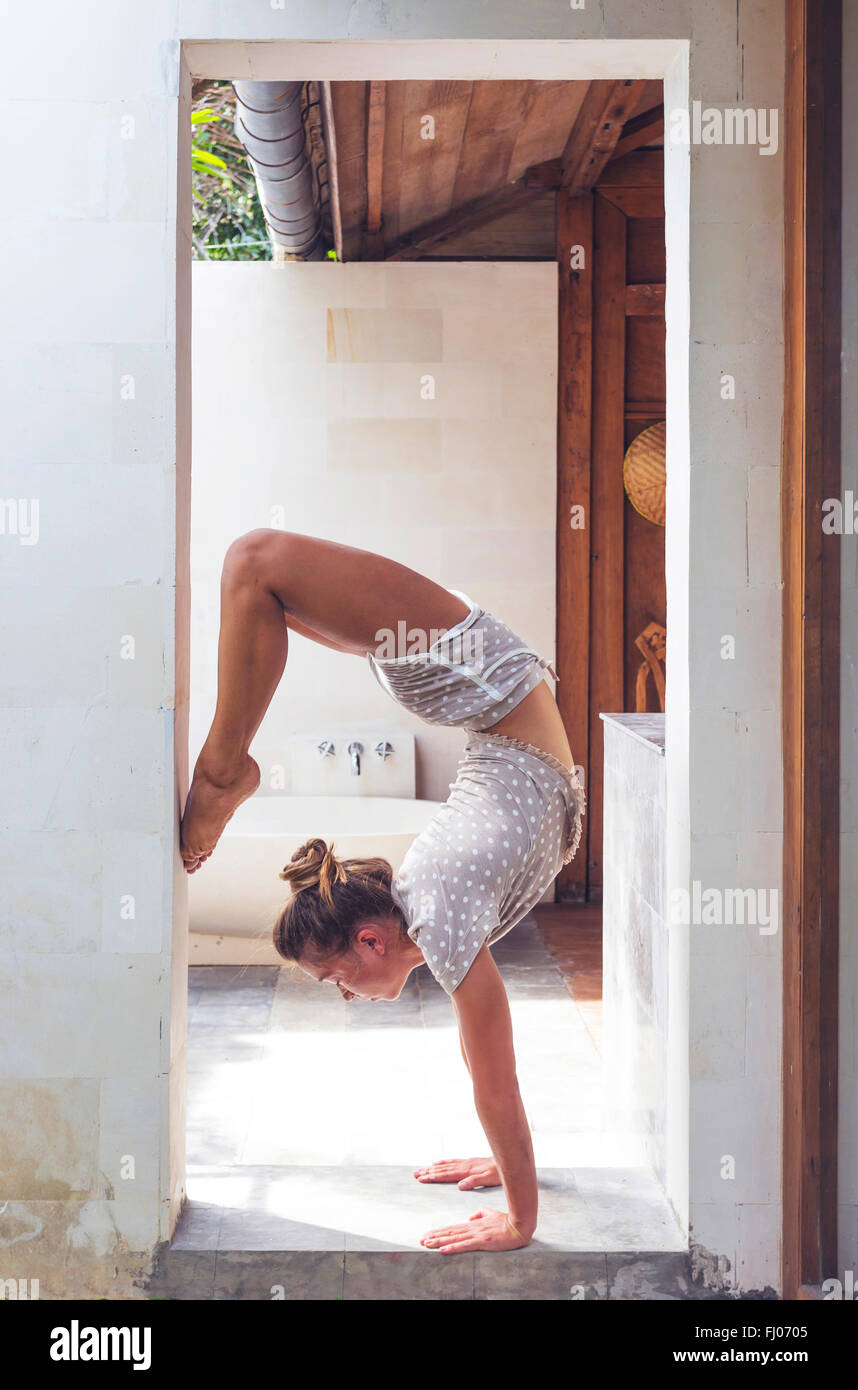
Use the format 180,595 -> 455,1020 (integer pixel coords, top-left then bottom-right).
347,741 -> 363,776
375,740 -> 394,761
317,739 -> 335,759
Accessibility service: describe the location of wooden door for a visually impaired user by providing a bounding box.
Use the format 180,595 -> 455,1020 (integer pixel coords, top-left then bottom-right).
556,151 -> 665,900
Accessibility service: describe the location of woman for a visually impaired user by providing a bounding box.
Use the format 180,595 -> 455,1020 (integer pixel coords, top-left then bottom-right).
180,530 -> 584,1255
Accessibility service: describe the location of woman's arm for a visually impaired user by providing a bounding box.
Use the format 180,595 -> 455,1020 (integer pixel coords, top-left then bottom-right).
454,945 -> 538,1236
420,944 -> 538,1253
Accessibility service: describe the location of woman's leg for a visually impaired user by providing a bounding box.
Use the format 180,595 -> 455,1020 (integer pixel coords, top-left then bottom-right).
180,530 -> 468,870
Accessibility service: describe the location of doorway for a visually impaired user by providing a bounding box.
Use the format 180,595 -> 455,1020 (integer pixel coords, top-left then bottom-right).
171,37 -> 693,1298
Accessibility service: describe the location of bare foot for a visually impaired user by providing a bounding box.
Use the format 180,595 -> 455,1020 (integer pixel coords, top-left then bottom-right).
413,1158 -> 501,1190
180,754 -> 260,873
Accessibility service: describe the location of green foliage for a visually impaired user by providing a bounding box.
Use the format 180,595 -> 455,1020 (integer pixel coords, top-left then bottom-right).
192,83 -> 271,261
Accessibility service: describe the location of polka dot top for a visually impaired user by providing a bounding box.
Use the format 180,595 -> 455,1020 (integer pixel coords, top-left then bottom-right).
390,731 -> 585,995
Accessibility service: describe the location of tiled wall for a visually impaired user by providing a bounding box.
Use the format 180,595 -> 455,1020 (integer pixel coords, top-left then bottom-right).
190,262 -> 558,806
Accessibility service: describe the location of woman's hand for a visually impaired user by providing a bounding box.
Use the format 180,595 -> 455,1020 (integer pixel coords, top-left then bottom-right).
413,1157 -> 501,1189
420,1208 -> 532,1254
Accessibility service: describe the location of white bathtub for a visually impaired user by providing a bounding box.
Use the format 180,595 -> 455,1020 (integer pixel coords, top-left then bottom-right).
188,794 -> 441,965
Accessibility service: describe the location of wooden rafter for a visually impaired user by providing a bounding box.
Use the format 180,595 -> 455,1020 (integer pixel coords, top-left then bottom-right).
320,81 -> 344,262
598,187 -> 664,218
384,180 -> 537,260
524,158 -> 564,189
597,150 -> 665,218
613,104 -> 664,160
561,79 -> 648,193
363,80 -> 386,258
597,150 -> 664,187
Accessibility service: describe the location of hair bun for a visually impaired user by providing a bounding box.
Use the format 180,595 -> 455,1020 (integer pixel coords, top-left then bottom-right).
279,837 -> 347,906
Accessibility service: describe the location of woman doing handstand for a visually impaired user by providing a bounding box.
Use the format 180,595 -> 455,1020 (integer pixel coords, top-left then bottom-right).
180,531 -> 584,1255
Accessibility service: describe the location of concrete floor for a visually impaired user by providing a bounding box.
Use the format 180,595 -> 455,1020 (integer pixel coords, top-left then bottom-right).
170,912 -> 688,1296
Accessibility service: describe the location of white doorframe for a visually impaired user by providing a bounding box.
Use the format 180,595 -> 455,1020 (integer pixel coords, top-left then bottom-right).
171,36 -> 691,1240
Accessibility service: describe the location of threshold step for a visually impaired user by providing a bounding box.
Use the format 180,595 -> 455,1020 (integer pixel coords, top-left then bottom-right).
146,1162 -> 699,1300
146,1247 -> 705,1301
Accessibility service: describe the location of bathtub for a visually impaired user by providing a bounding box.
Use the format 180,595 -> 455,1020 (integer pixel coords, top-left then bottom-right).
188,794 -> 442,966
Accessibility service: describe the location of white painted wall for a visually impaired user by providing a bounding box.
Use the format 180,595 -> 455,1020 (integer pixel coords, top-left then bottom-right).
839,0 -> 858,1281
190,262 -> 558,807
0,3 -> 796,1298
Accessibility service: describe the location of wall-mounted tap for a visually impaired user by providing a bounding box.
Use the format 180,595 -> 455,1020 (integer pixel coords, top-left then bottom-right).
317,739 -> 336,758
347,741 -> 363,776
375,741 -> 394,761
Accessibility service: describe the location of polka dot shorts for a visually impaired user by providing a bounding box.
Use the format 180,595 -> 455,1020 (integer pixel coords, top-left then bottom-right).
367,593 -> 554,731
390,731 -> 585,995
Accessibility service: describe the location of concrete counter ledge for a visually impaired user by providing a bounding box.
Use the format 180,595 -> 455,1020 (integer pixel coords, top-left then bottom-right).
599,712 -> 668,1190
600,712 -> 665,755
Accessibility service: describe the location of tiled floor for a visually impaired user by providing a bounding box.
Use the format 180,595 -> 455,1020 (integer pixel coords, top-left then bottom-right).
537,903 -> 604,1055
174,907 -> 686,1284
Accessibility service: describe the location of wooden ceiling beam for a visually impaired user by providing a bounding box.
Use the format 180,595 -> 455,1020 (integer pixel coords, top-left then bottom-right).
363,80 -> 386,258
320,81 -> 344,262
524,158 -> 564,188
384,179 -> 540,260
597,150 -> 664,187
613,104 -> 665,160
327,81 -> 373,262
597,185 -> 664,217
524,145 -> 665,193
561,79 -> 648,193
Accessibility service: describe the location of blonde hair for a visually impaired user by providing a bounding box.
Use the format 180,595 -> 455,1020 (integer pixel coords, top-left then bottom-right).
279,837 -> 348,905
274,837 -> 403,964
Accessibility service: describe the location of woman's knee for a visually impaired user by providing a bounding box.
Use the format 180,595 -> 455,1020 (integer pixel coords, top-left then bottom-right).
221,529 -> 287,591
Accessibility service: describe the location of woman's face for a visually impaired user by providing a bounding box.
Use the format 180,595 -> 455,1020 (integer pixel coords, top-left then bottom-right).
300,923 -> 411,1002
